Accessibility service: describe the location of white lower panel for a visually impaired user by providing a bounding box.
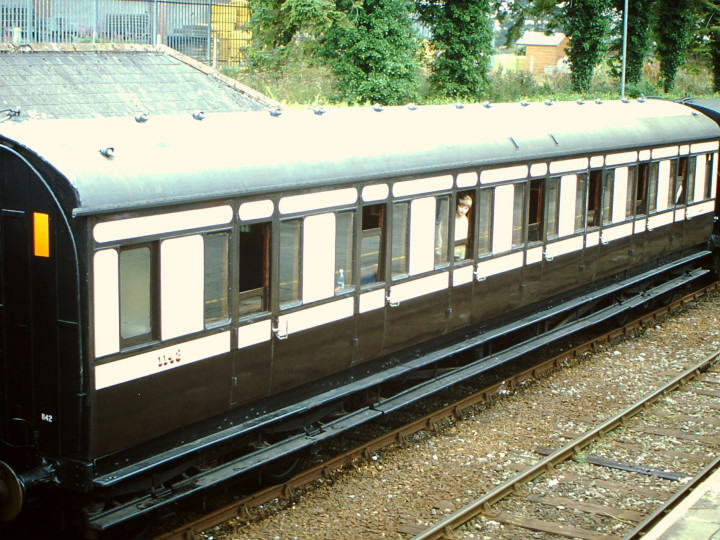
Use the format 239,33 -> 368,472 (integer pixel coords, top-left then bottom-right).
237,319 -> 271,349
526,246 -> 543,265
686,201 -> 715,219
388,272 -> 449,304
278,297 -> 353,336
476,251 -> 523,280
359,289 -> 385,314
601,222 -> 633,244
453,265 -> 474,287
586,231 -> 600,247
647,211 -> 674,231
545,236 -> 583,260
95,332 -> 231,390
675,209 -> 685,222
634,218 -> 647,234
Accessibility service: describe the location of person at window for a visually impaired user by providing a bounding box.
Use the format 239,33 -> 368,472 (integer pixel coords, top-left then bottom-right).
454,195 -> 472,260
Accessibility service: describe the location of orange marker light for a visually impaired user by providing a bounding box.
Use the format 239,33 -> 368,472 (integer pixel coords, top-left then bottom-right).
33,212 -> 50,258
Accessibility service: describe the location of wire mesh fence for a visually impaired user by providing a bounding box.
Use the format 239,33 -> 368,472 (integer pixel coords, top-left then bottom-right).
0,0 -> 251,66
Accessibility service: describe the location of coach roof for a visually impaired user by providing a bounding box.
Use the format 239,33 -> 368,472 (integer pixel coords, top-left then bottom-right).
1,99 -> 718,216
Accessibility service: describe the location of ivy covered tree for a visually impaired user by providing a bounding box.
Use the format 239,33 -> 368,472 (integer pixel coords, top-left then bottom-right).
416,0 -> 494,101
320,0 -> 422,104
655,0 -> 696,92
565,0 -> 612,93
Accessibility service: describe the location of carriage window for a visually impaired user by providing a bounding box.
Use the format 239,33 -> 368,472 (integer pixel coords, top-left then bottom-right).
335,211 -> 354,293
454,192 -> 473,261
361,204 -> 384,286
435,195 -> 450,267
238,223 -> 269,316
119,245 -> 154,343
668,158 -> 687,207
204,232 -> 229,324
279,219 -> 301,308
527,178 -> 544,243
575,173 -> 587,232
635,163 -> 649,215
648,162 -> 659,212
602,169 -> 614,225
512,184 -> 525,247
587,170 -> 602,227
392,201 -> 410,279
685,157 -> 696,204
625,166 -> 637,219
477,188 -> 493,256
546,177 -> 560,240
704,154 -> 715,200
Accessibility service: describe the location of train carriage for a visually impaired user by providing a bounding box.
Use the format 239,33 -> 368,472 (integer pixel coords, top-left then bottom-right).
0,99 -> 719,528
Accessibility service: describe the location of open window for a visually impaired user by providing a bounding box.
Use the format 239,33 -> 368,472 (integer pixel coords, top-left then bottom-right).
527,178 -> 544,243
454,191 -> 474,261
635,163 -> 649,216
361,204 -> 385,286
587,170 -> 602,227
239,222 -> 270,316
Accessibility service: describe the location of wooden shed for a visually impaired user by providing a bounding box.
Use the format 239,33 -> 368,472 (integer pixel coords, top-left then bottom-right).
516,31 -> 569,76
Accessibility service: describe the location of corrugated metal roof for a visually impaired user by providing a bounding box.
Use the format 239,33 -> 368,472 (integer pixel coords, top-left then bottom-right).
0,42 -> 277,120
2,100 -> 718,217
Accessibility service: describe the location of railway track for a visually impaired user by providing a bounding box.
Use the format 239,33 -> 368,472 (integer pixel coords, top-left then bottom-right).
153,282 -> 720,540
412,348 -> 720,539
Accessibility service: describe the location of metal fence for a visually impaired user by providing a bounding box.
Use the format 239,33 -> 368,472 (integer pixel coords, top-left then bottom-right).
0,0 -> 251,66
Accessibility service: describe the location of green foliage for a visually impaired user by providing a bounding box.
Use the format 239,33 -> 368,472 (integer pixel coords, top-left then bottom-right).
565,0 -> 612,93
320,0 -> 422,105
416,0 -> 494,101
655,0 -> 696,92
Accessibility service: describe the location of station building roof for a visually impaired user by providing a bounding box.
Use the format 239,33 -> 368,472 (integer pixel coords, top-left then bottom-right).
0,42 -> 277,120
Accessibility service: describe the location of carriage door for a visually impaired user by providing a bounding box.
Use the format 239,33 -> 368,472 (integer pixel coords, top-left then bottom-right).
0,147 -> 80,461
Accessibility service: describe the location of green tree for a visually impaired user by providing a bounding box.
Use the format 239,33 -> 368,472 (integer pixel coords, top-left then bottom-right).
565,0 -> 612,93
416,0 -> 494,100
694,0 -> 720,92
655,0 -> 696,92
321,0 -> 422,104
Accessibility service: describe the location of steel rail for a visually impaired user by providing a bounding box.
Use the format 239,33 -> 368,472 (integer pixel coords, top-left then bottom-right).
623,455 -> 720,539
154,282 -> 720,540
411,348 -> 720,540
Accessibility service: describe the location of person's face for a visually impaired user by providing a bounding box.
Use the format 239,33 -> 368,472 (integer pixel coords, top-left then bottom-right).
457,204 -> 469,217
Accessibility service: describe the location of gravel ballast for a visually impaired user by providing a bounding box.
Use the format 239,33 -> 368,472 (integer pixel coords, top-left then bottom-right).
210,294 -> 720,540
